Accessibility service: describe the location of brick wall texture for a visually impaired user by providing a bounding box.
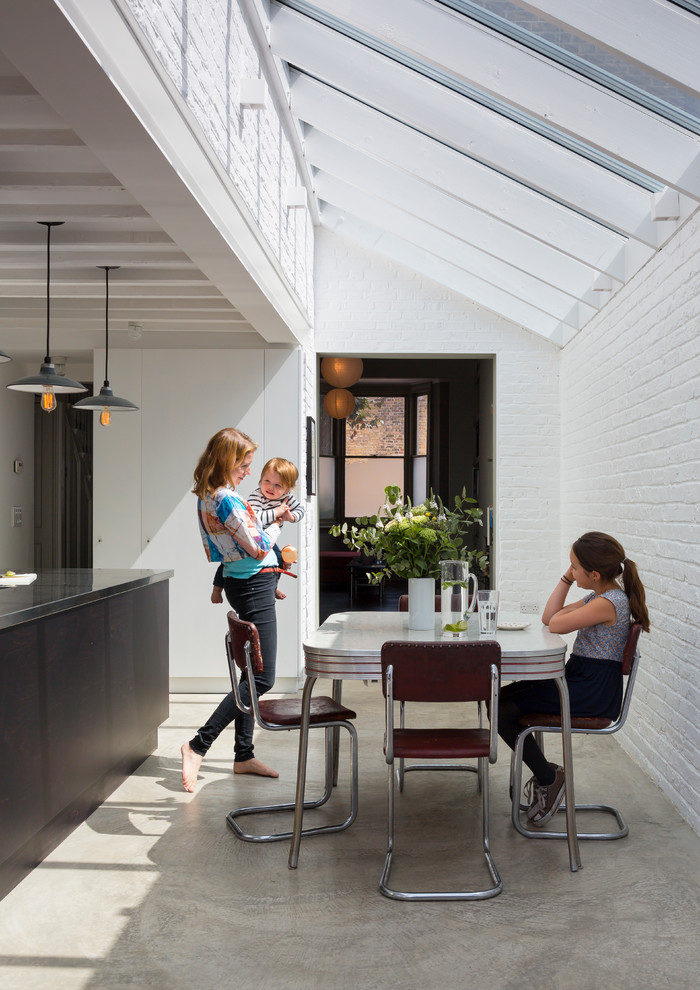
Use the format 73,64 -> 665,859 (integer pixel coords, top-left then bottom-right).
561,211 -> 700,832
125,0 -> 314,314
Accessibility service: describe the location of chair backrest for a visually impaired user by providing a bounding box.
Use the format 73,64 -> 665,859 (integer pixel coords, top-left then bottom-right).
397,594 -> 441,613
612,622 -> 643,730
225,611 -> 264,720
381,640 -> 500,704
226,611 -> 263,674
622,622 -> 642,676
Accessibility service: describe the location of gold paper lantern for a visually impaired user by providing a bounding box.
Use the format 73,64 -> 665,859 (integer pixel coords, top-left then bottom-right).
323,388 -> 356,419
320,356 -> 363,388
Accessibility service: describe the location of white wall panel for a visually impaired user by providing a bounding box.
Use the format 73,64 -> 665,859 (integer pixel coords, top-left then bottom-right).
93,347 -> 302,688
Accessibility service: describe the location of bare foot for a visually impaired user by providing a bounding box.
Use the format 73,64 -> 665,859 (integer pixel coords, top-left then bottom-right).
234,757 -> 279,778
275,588 -> 286,600
181,742 -> 203,792
211,588 -> 223,604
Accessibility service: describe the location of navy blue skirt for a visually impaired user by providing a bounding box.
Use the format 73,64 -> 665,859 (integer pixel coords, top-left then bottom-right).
502,654 -> 623,721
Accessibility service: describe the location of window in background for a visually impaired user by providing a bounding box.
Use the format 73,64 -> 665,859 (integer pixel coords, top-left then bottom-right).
345,396 -> 405,517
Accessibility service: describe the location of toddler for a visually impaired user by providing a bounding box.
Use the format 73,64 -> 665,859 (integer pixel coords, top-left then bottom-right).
211,457 -> 304,603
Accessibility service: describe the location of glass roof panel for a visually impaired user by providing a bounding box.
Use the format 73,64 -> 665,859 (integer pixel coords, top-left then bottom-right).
278,0 -> 664,191
440,0 -> 700,134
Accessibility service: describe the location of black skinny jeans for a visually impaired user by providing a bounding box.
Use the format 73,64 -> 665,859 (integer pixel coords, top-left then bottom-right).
189,569 -> 277,763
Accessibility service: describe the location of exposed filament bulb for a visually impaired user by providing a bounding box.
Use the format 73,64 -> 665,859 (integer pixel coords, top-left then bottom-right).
40,388 -> 57,413
99,408 -> 111,427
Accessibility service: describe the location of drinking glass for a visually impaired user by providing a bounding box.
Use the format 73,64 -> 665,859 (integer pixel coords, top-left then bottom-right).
477,590 -> 500,635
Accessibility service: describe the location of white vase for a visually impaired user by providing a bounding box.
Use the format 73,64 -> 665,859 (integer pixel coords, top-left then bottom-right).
408,577 -> 436,630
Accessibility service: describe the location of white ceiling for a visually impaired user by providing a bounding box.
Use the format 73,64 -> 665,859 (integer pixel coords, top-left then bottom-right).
1,0 -> 699,366
269,0 -> 700,343
0,41 -> 263,363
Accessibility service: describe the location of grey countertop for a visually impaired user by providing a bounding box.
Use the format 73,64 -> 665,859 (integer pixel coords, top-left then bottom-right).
0,568 -> 174,631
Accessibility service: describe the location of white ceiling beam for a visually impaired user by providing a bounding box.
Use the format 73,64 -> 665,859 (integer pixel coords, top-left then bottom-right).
0,146 -> 117,172
321,204 -> 563,341
306,130 -> 610,302
2,228 -> 175,247
303,0 -> 700,199
0,93 -> 69,128
316,173 -> 593,328
292,73 -> 631,275
272,4 -> 665,242
0,266 -> 211,283
0,282 -> 227,298
0,203 -> 151,221
3,312 -> 244,328
517,0 -> 700,96
1,298 -> 242,314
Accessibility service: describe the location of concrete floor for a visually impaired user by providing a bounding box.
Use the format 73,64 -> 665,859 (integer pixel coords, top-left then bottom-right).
1,683 -> 698,990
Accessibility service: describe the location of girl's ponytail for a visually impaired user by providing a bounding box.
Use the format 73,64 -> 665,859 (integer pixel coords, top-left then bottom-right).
621,558 -> 650,633
573,532 -> 650,633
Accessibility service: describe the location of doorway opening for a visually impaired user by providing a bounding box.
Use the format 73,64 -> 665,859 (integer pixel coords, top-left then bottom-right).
318,357 -> 493,622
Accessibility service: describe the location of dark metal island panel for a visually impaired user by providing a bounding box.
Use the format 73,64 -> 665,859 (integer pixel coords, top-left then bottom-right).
0,569 -> 172,900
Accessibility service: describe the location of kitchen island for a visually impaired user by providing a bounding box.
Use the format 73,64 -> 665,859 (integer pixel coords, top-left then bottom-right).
0,569 -> 172,899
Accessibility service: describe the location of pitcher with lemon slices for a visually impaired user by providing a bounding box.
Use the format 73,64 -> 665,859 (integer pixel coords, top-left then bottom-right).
440,560 -> 478,637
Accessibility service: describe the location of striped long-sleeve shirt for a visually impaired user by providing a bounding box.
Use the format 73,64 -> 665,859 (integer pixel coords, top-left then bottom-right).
247,486 -> 305,529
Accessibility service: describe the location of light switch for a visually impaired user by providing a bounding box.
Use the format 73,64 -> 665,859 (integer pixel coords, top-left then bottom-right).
12,506 -> 22,527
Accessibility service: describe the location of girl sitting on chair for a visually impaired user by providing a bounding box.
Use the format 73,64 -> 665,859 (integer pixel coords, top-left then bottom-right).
498,532 -> 650,826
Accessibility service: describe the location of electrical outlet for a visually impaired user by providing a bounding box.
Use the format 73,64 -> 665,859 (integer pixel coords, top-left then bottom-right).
520,602 -> 539,614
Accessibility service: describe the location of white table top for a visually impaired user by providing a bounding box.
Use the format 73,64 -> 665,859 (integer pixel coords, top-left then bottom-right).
304,612 -> 567,681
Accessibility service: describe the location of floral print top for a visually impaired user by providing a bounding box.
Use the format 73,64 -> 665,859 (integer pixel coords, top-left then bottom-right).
572,588 -> 631,664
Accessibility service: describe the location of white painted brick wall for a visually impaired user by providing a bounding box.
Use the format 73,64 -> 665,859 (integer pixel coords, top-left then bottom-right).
314,228 -> 562,616
125,0 -> 314,314
561,211 -> 700,834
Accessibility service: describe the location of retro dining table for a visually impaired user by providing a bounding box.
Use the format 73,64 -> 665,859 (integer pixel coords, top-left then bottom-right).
288,611 -> 582,872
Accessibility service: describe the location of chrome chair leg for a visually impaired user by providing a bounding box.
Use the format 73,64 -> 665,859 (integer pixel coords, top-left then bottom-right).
228,721 -> 358,843
511,725 -> 627,840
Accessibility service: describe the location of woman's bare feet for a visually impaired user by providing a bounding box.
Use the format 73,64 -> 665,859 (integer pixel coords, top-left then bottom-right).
181,742 -> 203,792
234,757 -> 279,778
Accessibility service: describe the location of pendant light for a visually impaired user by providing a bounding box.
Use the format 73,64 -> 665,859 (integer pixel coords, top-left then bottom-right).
7,221 -> 86,410
321,356 -> 363,388
75,266 -> 138,426
0,349 -> 11,363
323,387 -> 356,419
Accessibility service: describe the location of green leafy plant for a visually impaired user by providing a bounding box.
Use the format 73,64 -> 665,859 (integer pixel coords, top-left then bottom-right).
330,484 -> 487,583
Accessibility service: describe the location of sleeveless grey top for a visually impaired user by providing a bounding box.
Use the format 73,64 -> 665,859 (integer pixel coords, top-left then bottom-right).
571,589 -> 630,664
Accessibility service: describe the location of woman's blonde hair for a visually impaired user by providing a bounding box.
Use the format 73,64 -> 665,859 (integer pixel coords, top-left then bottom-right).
193,428 -> 257,498
260,457 -> 299,491
572,532 -> 650,633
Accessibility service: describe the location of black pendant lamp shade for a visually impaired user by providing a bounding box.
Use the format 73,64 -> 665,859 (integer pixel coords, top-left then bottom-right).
0,349 -> 11,363
74,266 -> 138,426
7,222 -> 86,410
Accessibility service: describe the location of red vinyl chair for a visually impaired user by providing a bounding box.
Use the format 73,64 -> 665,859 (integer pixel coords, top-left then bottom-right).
224,611 -> 358,844
511,622 -> 643,840
397,594 -> 481,792
379,640 -> 502,901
